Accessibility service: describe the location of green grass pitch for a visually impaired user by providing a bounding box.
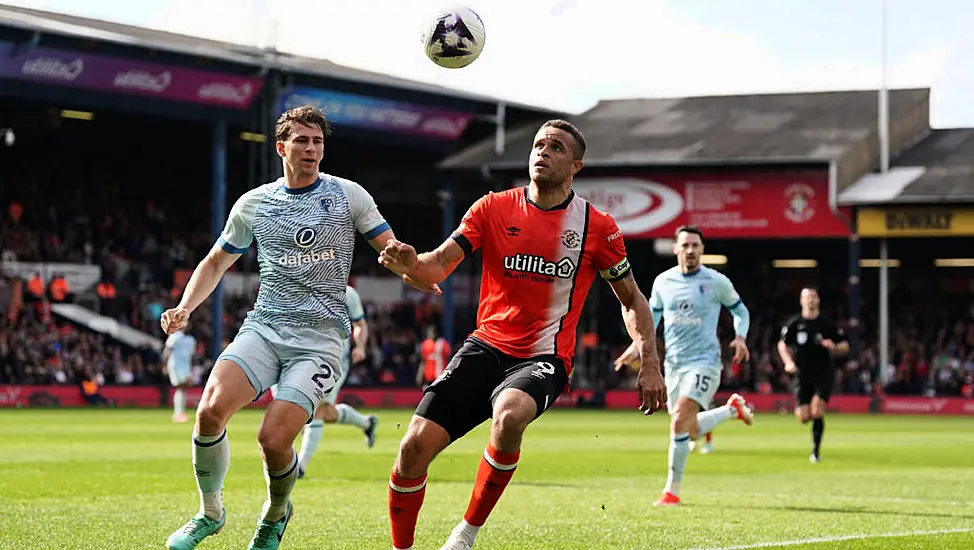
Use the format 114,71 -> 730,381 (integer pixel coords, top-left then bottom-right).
1,408 -> 972,549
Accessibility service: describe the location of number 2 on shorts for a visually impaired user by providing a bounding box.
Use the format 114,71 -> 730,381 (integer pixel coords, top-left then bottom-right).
311,364 -> 333,389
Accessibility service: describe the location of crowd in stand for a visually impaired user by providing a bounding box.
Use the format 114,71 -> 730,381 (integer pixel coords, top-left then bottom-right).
2,191 -> 973,399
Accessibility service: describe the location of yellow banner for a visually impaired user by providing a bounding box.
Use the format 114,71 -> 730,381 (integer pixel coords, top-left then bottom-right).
857,207 -> 974,237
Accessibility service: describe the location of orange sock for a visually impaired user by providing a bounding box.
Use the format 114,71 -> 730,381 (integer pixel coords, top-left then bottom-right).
463,444 -> 519,527
389,472 -> 427,549
705,432 -> 713,443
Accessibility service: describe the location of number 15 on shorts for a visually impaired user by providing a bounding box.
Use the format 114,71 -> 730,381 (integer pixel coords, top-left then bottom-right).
694,373 -> 712,392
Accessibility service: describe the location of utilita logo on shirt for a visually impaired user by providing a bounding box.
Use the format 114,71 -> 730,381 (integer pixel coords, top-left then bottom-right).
503,253 -> 576,280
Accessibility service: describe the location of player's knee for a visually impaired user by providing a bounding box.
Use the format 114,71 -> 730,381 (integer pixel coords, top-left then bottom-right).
396,432 -> 435,478
256,425 -> 292,462
493,406 -> 531,438
795,409 -> 810,423
317,403 -> 338,422
670,400 -> 698,434
195,395 -> 230,435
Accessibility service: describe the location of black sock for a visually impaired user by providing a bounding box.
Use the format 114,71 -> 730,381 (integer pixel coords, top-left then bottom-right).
812,418 -> 824,455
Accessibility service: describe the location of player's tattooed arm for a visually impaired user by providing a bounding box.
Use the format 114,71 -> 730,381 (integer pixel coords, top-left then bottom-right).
379,238 -> 464,285
608,273 -> 667,414
609,275 -> 658,365
414,238 -> 465,283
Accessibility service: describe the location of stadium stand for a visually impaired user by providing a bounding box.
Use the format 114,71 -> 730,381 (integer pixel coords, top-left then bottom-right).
0,6 -> 971,405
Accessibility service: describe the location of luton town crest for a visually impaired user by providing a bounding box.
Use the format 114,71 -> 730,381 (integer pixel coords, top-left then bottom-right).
783,183 -> 816,223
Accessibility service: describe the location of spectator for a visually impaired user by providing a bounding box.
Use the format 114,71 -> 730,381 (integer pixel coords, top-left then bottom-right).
80,369 -> 111,407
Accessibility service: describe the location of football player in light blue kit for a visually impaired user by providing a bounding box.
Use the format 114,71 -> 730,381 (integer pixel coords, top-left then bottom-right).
164,324 -> 197,423
160,106 -> 429,550
291,284 -> 378,479
615,225 -> 754,506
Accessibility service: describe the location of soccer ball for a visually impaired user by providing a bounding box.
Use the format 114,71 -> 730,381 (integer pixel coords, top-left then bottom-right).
421,7 -> 486,69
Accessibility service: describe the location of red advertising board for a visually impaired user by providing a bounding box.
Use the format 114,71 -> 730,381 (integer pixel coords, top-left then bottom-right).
4,386 -> 972,415
0,385 -> 421,409
562,171 -> 851,239
0,385 -> 272,408
880,396 -> 974,415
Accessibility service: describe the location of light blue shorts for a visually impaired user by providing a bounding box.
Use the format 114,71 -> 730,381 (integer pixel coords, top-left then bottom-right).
219,317 -> 345,418
321,339 -> 352,405
665,364 -> 721,414
168,362 -> 192,386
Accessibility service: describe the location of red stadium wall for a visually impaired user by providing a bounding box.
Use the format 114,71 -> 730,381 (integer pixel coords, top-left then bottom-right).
2,385 -> 973,415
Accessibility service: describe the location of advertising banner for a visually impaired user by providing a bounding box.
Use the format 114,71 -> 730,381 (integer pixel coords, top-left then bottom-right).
0,41 -> 262,108
280,87 -> 473,140
0,385 -> 271,408
4,386 -> 973,415
880,396 -> 974,415
857,207 -> 974,237
550,172 -> 851,239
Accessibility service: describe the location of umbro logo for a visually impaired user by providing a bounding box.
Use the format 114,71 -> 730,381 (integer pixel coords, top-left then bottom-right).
506,225 -> 522,237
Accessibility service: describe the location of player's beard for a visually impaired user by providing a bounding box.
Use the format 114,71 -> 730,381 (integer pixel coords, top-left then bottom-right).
531,168 -> 566,191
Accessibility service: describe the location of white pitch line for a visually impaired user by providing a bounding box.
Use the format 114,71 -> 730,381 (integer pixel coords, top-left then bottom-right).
690,527 -> 973,550
696,490 -> 974,507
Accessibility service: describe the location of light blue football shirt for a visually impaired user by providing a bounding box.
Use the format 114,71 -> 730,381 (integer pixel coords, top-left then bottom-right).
342,285 -> 366,371
165,330 -> 196,371
217,173 -> 389,336
649,265 -> 749,370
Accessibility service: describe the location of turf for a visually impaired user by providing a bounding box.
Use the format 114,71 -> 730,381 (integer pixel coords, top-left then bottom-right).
1,408 -> 972,549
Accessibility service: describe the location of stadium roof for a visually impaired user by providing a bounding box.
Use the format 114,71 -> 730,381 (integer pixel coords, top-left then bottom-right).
840,128 -> 974,205
0,4 -> 554,113
891,128 -> 974,202
438,88 -> 930,171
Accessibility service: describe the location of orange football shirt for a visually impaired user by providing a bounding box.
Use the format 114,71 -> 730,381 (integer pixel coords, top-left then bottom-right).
452,187 -> 631,374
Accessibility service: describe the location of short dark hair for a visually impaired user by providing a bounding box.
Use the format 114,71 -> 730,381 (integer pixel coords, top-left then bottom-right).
276,105 -> 332,142
541,119 -> 586,160
674,224 -> 704,241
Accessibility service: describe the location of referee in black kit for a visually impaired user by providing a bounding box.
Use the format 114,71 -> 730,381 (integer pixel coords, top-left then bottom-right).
777,287 -> 849,463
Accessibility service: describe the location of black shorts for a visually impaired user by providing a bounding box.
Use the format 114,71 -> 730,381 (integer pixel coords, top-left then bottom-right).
796,368 -> 834,405
415,337 -> 569,441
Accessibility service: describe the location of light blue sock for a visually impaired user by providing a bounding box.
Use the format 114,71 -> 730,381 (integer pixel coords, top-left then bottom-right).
697,405 -> 735,436
665,432 -> 691,496
298,420 -> 324,471
193,429 -> 229,520
335,404 -> 370,429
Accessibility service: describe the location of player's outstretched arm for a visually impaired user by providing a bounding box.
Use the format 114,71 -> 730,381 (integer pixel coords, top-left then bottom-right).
161,244 -> 240,334
716,274 -> 751,362
379,238 -> 465,286
608,274 -> 667,415
361,224 -> 442,293
178,245 -> 240,313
